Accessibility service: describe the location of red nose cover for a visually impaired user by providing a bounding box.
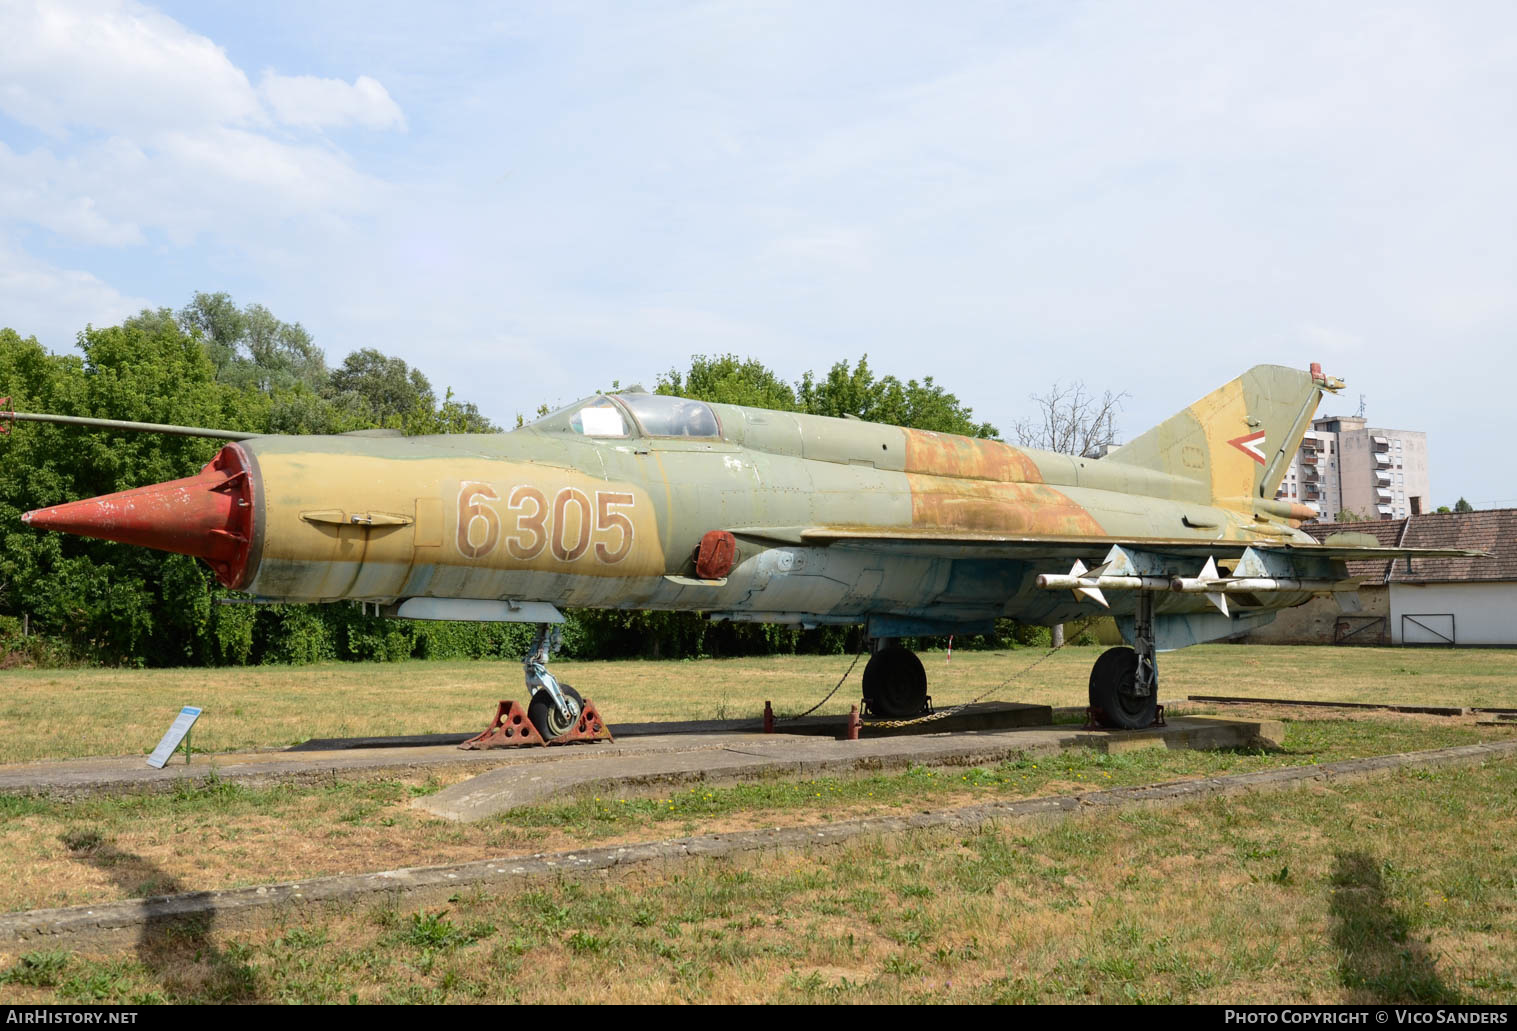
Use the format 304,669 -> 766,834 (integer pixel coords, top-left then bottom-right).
22,444 -> 256,588
695,530 -> 738,580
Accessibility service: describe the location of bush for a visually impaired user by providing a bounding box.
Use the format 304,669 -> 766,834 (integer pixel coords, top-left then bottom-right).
0,615 -> 82,668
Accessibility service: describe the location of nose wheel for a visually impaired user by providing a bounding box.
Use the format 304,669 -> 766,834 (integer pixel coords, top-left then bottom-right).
521,623 -> 581,735
460,623 -> 613,749
529,684 -> 585,740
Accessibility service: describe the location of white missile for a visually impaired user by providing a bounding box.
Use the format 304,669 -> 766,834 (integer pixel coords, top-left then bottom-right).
1169,576 -> 1358,594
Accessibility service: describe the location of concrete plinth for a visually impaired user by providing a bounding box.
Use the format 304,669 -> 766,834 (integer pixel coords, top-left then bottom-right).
416,714 -> 1285,822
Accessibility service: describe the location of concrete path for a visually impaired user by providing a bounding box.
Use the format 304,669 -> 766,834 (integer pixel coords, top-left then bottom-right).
0,710 -> 1270,802
0,714 -> 873,798
416,715 -> 1284,821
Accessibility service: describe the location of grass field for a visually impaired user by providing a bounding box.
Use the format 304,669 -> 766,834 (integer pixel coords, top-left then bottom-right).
1,646 -> 1514,1004
3,755 -> 1514,1004
1,645 -> 1514,764
0,713 -> 1508,916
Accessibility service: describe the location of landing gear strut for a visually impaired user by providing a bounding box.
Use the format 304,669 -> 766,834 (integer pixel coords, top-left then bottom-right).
861,639 -> 930,718
459,623 -> 613,749
522,624 -> 581,739
1088,590 -> 1160,729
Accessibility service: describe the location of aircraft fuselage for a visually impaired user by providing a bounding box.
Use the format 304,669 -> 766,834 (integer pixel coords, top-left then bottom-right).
223,397 -> 1317,633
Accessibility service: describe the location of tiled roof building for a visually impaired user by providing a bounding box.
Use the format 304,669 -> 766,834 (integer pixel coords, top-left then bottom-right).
1289,509 -> 1517,645
1305,510 -> 1517,583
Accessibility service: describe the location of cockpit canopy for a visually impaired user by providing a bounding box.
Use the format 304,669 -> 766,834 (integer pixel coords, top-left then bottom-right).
566,397 -> 628,437
530,393 -> 722,440
619,393 -> 720,437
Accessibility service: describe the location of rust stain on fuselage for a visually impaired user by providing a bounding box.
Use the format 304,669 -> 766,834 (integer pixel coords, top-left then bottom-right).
906,474 -> 1107,536
902,429 -> 1044,483
901,430 -> 1106,537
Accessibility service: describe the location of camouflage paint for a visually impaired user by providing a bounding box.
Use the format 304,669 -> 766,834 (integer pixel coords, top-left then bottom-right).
31,364 -> 1386,638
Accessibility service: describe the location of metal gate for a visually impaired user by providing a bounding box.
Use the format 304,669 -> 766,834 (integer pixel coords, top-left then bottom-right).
1334,616 -> 1387,646
1400,613 -> 1456,646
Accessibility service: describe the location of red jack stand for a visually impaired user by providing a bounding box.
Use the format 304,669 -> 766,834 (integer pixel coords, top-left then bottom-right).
460,700 -> 544,749
844,705 -> 861,741
460,699 -> 615,750
553,699 -> 615,745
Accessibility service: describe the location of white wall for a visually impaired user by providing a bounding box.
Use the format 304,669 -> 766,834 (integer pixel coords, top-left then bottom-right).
1390,582 -> 1517,645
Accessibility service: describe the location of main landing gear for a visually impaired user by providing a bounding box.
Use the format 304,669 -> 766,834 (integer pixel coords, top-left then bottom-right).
861,610 -> 1164,729
1087,590 -> 1160,730
860,639 -> 931,719
459,624 -> 613,749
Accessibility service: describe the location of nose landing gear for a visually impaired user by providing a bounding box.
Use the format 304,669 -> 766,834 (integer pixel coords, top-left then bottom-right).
521,624 -> 581,738
460,623 -> 614,749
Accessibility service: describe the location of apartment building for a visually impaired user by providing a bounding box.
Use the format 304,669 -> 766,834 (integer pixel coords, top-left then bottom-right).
1275,428 -> 1340,520
1275,415 -> 1429,522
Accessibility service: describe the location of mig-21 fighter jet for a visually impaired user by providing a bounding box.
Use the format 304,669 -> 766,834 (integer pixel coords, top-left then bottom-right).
11,363 -> 1480,735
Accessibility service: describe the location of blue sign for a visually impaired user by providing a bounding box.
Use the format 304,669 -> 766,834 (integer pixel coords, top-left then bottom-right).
147,706 -> 203,769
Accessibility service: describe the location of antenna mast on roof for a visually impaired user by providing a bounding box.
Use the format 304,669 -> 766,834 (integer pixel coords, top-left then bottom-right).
1355,394 -> 1366,419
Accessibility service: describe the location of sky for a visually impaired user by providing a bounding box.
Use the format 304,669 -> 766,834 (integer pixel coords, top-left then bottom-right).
1,0 -> 1513,508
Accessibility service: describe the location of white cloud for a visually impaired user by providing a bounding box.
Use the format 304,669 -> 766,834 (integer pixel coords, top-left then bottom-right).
0,143 -> 145,246
260,73 -> 406,131
153,127 -> 388,219
0,0 -> 404,254
0,238 -> 149,343
1,0 -> 1514,505
0,128 -> 386,250
0,0 -> 263,137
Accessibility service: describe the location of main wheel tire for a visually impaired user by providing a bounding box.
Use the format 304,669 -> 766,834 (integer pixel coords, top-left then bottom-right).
1088,646 -> 1157,729
528,684 -> 584,740
861,647 -> 928,718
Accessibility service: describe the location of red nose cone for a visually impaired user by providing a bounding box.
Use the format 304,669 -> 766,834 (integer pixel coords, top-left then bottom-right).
23,444 -> 256,588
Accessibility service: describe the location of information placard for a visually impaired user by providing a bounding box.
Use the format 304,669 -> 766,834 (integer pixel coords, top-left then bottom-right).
147,706 -> 203,769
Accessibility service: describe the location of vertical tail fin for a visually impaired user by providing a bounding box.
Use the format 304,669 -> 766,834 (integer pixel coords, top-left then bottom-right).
1103,364 -> 1342,514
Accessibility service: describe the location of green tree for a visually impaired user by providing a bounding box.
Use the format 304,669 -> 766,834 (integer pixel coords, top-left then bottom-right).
176,291 -> 245,377
402,388 -> 498,435
239,303 -> 326,394
656,354 -> 798,411
178,292 -> 327,394
325,347 -> 433,422
1453,497 -> 1475,513
0,313 -> 266,663
1,296 -> 499,667
797,355 -> 998,438
658,353 -> 997,438
180,292 -> 493,435
321,349 -> 496,434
